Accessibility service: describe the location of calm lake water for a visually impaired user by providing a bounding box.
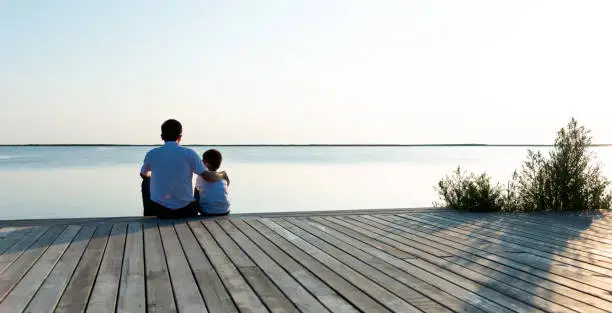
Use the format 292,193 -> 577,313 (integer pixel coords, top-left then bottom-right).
1,146 -> 611,220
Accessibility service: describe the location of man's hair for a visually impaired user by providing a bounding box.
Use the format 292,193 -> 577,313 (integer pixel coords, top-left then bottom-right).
203,149 -> 222,171
161,119 -> 182,142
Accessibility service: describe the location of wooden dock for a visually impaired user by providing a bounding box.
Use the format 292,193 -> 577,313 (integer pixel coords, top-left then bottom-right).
0,208 -> 611,313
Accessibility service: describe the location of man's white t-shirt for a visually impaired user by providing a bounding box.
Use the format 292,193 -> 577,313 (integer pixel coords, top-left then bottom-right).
140,141 -> 207,210
195,175 -> 230,214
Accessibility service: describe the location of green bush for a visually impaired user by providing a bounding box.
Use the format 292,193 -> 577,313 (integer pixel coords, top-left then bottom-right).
436,118 -> 612,212
435,167 -> 505,212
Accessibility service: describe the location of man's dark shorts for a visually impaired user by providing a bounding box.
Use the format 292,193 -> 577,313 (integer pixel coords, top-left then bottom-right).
142,177 -> 155,216
151,201 -> 200,219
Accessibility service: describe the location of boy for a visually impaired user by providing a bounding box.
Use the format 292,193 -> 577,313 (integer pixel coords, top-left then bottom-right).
195,149 -> 230,215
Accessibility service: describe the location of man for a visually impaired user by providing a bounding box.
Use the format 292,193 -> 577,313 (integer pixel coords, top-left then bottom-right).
140,119 -> 228,218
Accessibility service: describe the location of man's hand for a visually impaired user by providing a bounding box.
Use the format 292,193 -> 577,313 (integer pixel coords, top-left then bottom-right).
221,171 -> 230,186
200,171 -> 230,185
200,171 -> 225,182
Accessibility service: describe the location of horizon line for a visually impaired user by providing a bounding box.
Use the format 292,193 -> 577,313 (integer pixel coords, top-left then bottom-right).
2,143 -> 612,147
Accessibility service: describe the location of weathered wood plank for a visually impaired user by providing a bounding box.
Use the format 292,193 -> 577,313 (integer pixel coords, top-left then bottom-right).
383,214 -> 612,300
23,225 -> 96,313
0,227 -> 49,273
400,214 -> 612,284
302,216 -> 515,313
218,219 -> 331,313
0,209 -> 447,227
366,214 -> 612,308
345,215 -> 610,313
0,227 -> 33,255
0,226 -> 66,302
331,215 -> 579,312
0,225 -> 81,313
286,217 -> 486,313
360,214 -> 521,255
328,215 -> 580,313
437,212 -> 612,252
400,213 -> 612,272
426,211 -> 612,252
506,212 -> 612,236
239,266 -> 299,313
231,219 -> 359,313
85,223 -> 127,313
203,220 -> 298,313
433,254 -> 611,313
158,221 -> 208,313
501,218 -> 612,247
0,226 -> 27,239
421,213 -> 612,264
308,216 -> 525,313
232,207 -> 450,219
188,220 -> 268,313
328,216 -> 453,258
259,218 -> 421,313
54,223 -> 113,313
276,218 -> 456,313
244,219 -> 391,313
174,222 -> 238,313
143,221 -> 176,313
0,209 -> 610,313
0,217 -> 151,227
117,223 -> 145,313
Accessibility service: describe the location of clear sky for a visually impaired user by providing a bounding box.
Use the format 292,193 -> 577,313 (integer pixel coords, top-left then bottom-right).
1,1 -> 612,144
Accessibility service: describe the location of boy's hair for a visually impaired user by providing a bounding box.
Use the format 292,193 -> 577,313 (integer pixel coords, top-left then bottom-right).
161,119 -> 182,142
203,149 -> 222,171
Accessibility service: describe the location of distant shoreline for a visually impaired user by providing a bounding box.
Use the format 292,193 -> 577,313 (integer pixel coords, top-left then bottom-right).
1,144 -> 611,147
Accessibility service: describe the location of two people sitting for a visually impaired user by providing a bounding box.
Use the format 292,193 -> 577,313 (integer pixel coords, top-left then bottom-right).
140,119 -> 230,218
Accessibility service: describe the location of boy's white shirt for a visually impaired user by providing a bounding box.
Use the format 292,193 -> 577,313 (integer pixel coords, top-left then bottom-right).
195,175 -> 230,214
